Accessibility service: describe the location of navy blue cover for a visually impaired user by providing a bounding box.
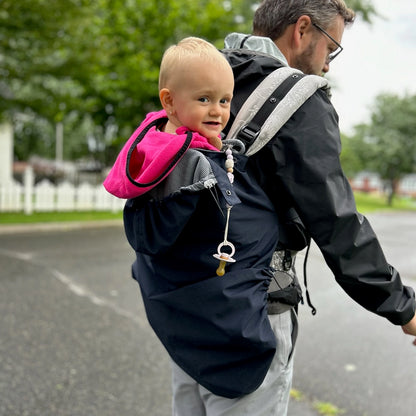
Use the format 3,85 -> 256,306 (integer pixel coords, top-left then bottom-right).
124,151 -> 280,398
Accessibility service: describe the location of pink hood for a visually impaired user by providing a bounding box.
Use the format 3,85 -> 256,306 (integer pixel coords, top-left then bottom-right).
103,110 -> 220,198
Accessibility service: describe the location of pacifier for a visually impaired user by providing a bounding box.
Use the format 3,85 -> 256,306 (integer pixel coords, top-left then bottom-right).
213,241 -> 236,276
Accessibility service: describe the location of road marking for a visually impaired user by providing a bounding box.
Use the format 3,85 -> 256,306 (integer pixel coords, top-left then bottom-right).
344,364 -> 357,372
0,248 -> 149,329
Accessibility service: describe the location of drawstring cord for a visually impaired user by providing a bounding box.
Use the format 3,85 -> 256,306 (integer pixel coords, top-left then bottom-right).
302,240 -> 317,315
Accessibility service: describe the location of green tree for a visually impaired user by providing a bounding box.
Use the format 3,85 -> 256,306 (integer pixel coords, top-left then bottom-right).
1,0 -> 254,164
0,0 -> 95,119
0,0 -> 378,165
0,0 -> 103,164
344,93 -> 416,205
347,0 -> 377,22
81,0 -> 256,164
340,131 -> 369,178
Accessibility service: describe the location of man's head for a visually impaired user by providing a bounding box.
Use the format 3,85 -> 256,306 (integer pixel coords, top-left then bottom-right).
253,0 -> 355,75
159,37 -> 234,147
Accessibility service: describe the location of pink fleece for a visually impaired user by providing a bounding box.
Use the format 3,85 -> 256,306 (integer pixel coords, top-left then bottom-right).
103,110 -> 220,198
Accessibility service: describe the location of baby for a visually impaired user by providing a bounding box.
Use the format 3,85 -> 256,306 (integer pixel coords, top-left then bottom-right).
104,37 -> 234,198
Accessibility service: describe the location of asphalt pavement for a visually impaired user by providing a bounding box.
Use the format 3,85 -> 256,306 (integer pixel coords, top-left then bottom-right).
0,220 -> 321,416
1,221 -> 167,416
1,215 -> 415,416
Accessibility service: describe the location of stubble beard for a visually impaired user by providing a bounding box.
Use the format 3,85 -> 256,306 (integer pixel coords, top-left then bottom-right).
292,41 -> 318,75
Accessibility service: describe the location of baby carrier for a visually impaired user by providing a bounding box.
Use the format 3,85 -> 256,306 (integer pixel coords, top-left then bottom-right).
222,48 -> 329,314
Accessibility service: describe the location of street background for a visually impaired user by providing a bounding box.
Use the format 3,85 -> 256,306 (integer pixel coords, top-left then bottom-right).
1,213 -> 415,416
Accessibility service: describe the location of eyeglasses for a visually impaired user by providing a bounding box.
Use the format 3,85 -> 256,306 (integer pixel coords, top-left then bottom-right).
312,22 -> 343,62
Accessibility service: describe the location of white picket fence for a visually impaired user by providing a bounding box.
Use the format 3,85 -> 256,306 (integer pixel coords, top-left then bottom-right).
0,167 -> 125,214
2,167 -> 416,214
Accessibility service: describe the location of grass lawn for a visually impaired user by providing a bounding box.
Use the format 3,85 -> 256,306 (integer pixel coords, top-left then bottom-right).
0,192 -> 415,225
354,192 -> 416,214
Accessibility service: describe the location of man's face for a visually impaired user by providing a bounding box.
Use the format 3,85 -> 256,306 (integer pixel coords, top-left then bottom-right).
293,15 -> 345,76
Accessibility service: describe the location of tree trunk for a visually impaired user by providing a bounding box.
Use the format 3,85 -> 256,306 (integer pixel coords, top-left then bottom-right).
386,178 -> 399,206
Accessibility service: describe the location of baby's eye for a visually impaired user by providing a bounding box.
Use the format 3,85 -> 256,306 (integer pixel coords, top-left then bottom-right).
198,97 -> 209,103
220,98 -> 230,104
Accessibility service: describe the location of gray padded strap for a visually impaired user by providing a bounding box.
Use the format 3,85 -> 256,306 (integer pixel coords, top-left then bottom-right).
226,67 -> 328,156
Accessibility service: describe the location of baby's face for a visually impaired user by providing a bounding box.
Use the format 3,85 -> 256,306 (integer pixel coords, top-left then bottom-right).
168,58 -> 234,139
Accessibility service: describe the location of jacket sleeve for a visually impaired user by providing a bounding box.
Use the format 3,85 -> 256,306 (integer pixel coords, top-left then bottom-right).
251,88 -> 416,325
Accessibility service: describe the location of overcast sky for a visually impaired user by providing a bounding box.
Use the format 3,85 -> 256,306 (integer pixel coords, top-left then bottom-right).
329,0 -> 416,134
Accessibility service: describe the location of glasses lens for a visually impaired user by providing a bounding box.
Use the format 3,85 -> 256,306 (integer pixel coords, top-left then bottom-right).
313,23 -> 343,62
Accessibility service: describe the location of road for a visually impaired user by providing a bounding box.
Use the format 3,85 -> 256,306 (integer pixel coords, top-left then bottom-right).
292,212 -> 416,416
0,213 -> 415,416
0,222 -> 171,416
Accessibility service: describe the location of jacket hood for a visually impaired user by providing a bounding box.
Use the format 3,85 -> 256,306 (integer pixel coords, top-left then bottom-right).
224,32 -> 289,66
103,110 -> 220,199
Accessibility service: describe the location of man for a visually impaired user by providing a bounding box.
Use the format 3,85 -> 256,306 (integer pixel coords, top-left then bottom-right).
121,2 -> 416,416
201,0 -> 416,414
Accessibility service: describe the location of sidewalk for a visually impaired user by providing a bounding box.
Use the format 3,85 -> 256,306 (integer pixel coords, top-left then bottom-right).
0,219 -> 123,234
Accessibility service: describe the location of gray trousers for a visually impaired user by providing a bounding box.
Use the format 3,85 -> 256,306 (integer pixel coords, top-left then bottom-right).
171,309 -> 297,416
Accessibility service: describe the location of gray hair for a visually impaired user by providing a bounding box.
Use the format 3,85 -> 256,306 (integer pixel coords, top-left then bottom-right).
253,0 -> 355,40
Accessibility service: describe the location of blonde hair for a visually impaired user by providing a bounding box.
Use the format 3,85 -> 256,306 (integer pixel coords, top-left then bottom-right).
159,37 -> 230,90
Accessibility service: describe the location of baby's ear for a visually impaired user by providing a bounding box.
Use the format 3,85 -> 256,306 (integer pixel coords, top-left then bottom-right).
159,88 -> 174,113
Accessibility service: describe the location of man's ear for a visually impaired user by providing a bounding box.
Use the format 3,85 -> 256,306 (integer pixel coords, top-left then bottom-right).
293,15 -> 313,47
159,88 -> 174,114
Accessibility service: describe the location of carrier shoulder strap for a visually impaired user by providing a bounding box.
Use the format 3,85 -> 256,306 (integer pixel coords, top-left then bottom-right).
225,66 -> 328,156
224,65 -> 326,317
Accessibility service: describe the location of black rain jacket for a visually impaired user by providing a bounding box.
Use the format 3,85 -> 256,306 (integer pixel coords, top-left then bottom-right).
222,48 -> 415,326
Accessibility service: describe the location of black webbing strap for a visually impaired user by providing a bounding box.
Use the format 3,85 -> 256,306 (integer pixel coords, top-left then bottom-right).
303,240 -> 317,315
237,72 -> 306,148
